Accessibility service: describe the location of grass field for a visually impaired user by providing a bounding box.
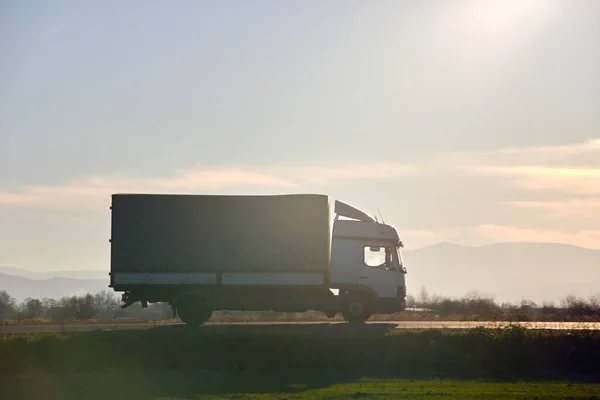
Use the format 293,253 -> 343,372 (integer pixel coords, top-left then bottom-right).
1,324 -> 599,399
2,373 -> 599,399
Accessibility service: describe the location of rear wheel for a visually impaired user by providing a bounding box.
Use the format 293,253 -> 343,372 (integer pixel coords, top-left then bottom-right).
177,295 -> 212,327
341,293 -> 372,324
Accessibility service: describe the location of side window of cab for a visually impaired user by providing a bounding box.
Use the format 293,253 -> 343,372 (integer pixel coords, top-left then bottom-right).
363,246 -> 392,269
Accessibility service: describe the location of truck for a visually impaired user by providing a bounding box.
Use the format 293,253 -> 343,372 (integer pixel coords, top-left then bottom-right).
109,193 -> 408,325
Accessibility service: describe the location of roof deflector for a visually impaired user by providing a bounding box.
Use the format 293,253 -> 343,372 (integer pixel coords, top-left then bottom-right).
334,200 -> 376,223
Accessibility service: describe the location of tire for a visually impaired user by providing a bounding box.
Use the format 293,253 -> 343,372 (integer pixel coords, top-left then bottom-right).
177,295 -> 212,327
341,293 -> 372,324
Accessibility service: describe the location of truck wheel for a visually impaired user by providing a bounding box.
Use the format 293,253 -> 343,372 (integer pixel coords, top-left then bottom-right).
177,296 -> 211,327
341,293 -> 372,324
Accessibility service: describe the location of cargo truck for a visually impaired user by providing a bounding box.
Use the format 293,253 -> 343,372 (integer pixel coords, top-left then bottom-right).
109,193 -> 407,325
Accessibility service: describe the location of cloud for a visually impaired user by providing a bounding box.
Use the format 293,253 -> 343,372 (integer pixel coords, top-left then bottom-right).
505,200 -> 600,221
286,163 -> 413,185
497,138 -> 600,158
5,138 -> 597,212
3,138 -> 600,251
456,138 -> 600,195
442,139 -> 600,237
464,165 -> 600,195
0,163 -> 413,210
396,229 -> 439,249
454,138 -> 600,167
398,229 -> 438,239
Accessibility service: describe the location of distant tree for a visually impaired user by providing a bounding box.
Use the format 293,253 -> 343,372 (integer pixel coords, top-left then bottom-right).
41,297 -> 57,311
520,299 -> 538,309
561,295 -> 578,309
59,294 -> 98,320
588,295 -> 600,311
464,290 -> 482,301
22,298 -> 44,318
0,290 -> 17,320
541,301 -> 557,315
438,299 -> 457,316
418,287 -> 430,305
561,295 -> 596,317
93,290 -> 120,317
500,302 -> 515,309
72,294 -> 98,320
150,302 -> 173,318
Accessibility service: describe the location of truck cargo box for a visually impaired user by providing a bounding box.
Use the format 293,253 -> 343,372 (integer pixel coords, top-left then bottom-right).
110,194 -> 333,282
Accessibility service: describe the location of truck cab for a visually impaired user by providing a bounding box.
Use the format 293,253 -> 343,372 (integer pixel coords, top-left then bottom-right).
329,200 -> 407,322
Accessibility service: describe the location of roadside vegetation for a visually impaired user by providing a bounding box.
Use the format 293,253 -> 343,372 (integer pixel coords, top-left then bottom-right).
1,325 -> 600,381
2,304 -> 600,398
2,373 -> 599,400
0,289 -> 171,324
3,288 -> 600,325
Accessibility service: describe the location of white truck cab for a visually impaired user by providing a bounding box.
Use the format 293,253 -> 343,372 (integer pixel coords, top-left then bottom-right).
328,200 -> 407,322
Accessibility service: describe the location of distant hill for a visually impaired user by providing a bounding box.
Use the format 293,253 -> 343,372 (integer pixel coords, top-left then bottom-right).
1,242 -> 599,304
402,242 -> 600,304
0,273 -> 109,302
0,266 -> 107,280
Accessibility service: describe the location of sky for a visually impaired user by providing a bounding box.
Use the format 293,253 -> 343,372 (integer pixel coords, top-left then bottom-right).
1,0 -> 599,271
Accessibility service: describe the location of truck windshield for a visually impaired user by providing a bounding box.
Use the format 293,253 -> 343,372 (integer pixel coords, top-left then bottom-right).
396,247 -> 405,271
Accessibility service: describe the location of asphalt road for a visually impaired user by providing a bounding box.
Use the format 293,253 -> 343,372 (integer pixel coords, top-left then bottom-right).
1,320 -> 598,333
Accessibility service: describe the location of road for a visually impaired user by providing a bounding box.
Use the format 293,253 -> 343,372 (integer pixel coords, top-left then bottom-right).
1,320 -> 598,333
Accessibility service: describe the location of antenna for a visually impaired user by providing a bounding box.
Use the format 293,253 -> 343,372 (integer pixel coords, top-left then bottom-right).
377,206 -> 385,224
372,209 -> 379,223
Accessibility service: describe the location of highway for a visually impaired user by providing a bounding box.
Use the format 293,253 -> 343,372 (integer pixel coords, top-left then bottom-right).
1,320 -> 598,333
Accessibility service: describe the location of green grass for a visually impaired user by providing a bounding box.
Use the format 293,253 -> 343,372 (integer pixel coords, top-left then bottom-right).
2,325 -> 600,399
2,324 -> 600,380
0,373 -> 599,399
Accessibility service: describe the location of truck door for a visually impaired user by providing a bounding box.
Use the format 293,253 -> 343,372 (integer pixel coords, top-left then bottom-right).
359,244 -> 399,298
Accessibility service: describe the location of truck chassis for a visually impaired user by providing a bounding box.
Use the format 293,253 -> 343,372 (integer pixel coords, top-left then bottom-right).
116,284 -> 407,325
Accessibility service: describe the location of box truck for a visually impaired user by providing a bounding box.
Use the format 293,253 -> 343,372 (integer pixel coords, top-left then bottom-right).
109,193 -> 407,325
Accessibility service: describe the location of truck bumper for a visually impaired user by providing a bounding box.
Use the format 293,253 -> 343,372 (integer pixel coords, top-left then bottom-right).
373,287 -> 407,314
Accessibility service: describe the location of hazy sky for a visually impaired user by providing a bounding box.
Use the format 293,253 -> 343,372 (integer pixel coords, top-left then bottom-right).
1,0 -> 599,271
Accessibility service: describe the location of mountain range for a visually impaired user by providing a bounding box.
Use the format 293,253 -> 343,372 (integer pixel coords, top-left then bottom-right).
403,242 -> 600,304
0,266 -> 107,280
0,272 -> 108,302
1,242 -> 599,303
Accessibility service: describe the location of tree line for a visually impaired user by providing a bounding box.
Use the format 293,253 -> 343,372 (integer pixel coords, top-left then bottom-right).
407,287 -> 600,321
0,290 -> 172,321
1,287 -> 600,322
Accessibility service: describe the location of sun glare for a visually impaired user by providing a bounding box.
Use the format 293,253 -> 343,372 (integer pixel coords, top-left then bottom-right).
450,0 -> 557,41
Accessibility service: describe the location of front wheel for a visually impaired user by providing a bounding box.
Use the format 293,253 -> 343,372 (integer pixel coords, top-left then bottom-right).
177,295 -> 212,327
341,293 -> 372,324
